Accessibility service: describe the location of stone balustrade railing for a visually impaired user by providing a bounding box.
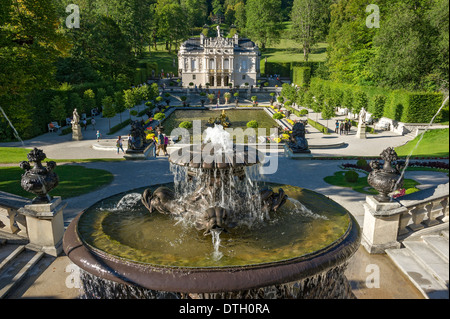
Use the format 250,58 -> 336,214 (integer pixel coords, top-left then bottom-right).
1,191 -> 66,256
362,183 -> 449,254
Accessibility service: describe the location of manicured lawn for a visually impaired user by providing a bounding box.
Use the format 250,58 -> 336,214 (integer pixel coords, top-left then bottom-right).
0,147 -> 32,164
0,165 -> 114,200
0,147 -> 126,164
395,129 -> 449,158
324,171 -> 420,195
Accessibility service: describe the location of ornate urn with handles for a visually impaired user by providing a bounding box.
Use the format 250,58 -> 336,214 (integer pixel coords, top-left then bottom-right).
20,148 -> 59,204
368,147 -> 405,202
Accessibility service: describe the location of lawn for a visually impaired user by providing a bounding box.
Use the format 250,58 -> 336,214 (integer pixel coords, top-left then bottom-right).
0,147 -> 31,164
395,129 -> 449,158
324,171 -> 420,195
0,165 -> 114,200
0,147 -> 126,164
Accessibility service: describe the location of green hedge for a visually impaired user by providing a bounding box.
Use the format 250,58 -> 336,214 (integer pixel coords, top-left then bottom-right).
292,67 -> 311,88
309,78 -> 444,124
264,61 -> 324,80
403,92 -> 444,123
265,62 -> 291,77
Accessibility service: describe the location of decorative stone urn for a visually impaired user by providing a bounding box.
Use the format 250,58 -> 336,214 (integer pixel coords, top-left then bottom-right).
20,148 -> 59,204
367,147 -> 404,202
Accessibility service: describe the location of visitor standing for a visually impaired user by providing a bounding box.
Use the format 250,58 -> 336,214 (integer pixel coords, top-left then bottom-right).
156,131 -> 165,156
116,136 -> 125,154
335,121 -> 339,134
340,122 -> 344,135
91,118 -> 96,130
96,130 -> 101,142
163,134 -> 169,156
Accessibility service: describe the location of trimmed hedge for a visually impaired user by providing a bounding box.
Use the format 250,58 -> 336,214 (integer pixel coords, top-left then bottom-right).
265,62 -> 291,77
263,61 -> 324,81
309,78 -> 445,124
292,67 -> 311,88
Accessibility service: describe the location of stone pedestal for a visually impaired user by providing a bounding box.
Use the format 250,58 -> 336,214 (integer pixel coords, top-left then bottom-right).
362,196 -> 402,254
284,144 -> 313,160
72,124 -> 83,141
356,123 -> 367,139
18,197 -> 66,257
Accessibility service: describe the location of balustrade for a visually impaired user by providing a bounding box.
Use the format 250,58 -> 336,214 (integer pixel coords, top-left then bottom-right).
362,183 -> 449,254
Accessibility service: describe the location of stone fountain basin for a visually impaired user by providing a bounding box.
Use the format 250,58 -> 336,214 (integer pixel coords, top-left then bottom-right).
63,184 -> 361,294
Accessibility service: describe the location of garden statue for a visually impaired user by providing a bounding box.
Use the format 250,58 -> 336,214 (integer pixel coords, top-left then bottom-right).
71,108 -> 83,141
20,148 -> 59,204
367,147 -> 405,202
288,121 -> 310,154
359,107 -> 367,124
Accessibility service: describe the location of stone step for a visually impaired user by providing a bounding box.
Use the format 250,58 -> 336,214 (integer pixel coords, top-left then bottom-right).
403,241 -> 449,288
440,230 -> 449,240
386,248 -> 448,299
0,245 -> 25,273
0,249 -> 44,299
423,235 -> 449,263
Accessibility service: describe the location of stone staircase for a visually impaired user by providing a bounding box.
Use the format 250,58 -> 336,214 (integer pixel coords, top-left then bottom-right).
386,225 -> 449,299
0,233 -> 44,299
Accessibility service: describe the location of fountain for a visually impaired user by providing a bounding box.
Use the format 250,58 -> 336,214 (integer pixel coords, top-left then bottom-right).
63,125 -> 361,299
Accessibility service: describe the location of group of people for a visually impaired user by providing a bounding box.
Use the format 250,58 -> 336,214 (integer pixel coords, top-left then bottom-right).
335,119 -> 353,135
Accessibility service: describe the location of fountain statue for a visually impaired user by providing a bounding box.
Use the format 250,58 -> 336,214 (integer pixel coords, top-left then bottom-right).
142,125 -> 287,235
206,110 -> 231,128
63,125 -> 360,299
127,120 -> 148,151
288,121 -> 310,154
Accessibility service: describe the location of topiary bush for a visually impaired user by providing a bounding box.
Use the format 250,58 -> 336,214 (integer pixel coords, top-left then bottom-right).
344,170 -> 359,183
179,121 -> 193,129
154,112 -> 166,121
273,113 -> 284,120
357,159 -> 368,168
246,120 -> 259,128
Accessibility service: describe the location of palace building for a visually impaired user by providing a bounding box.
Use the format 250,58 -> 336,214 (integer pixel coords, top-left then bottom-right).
178,26 -> 261,88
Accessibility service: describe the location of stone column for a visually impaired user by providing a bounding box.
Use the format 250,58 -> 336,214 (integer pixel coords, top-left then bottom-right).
18,197 -> 66,257
361,196 -> 402,254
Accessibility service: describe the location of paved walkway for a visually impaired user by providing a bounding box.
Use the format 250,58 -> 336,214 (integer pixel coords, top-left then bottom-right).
1,98 -> 448,299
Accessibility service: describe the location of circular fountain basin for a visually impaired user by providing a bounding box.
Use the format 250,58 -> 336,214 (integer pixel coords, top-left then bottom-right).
63,183 -> 360,297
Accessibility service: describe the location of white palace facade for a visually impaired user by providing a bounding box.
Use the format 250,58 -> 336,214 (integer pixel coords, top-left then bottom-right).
178,27 -> 261,88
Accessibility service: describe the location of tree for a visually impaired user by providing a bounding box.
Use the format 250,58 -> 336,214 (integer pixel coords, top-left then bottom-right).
83,90 -> 96,115
180,0 -> 208,28
114,91 -> 126,123
291,0 -> 330,61
321,100 -> 335,132
245,0 -> 283,49
327,0 -> 385,84
124,88 -> 141,119
0,0 -> 68,139
353,90 -> 368,119
234,1 -> 246,33
155,0 -> 189,53
371,1 -> 445,90
102,96 -> 116,131
50,96 -> 67,127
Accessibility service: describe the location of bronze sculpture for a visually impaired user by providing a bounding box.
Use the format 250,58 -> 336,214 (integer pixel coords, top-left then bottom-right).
20,148 -> 59,204
288,121 -> 310,154
368,147 -> 405,202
